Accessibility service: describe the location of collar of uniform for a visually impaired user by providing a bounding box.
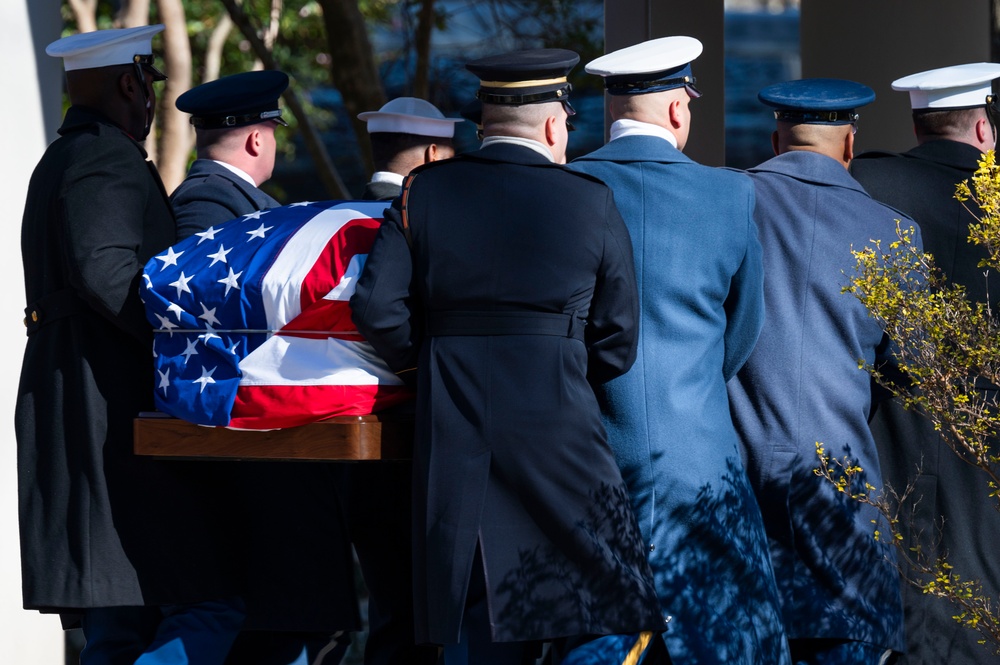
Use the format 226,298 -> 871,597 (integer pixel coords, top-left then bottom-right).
369,170 -> 405,186
750,149 -> 868,195
58,105 -> 147,153
481,135 -> 554,162
609,119 -> 678,148
906,139 -> 985,172
212,159 -> 257,187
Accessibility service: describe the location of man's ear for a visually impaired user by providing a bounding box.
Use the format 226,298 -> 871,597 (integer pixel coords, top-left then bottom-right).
667,99 -> 683,130
425,143 -> 439,163
245,129 -> 262,156
975,116 -> 992,147
544,114 -> 558,147
843,129 -> 855,166
119,71 -> 137,100
770,130 -> 780,156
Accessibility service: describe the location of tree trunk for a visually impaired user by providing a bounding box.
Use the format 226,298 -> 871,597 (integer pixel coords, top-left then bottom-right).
412,0 -> 436,100
317,0 -> 386,174
219,0 -> 351,199
155,0 -> 194,193
204,11 -> 234,84
116,0 -> 150,28
67,0 -> 98,33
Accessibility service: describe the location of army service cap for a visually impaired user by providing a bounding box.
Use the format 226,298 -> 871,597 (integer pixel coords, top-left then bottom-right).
176,70 -> 290,129
467,48 -> 579,105
758,78 -> 875,125
46,25 -> 166,80
586,36 -> 703,98
892,63 -> 1000,111
358,97 -> 463,138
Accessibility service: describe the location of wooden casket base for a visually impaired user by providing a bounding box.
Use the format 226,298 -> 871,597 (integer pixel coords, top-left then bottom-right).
133,413 -> 413,461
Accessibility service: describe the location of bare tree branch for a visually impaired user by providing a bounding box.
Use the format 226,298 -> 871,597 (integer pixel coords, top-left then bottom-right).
412,0 -> 436,100
116,0 -> 150,28
204,10 -> 235,84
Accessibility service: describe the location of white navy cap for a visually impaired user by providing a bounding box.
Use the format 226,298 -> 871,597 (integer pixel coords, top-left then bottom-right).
358,97 -> 463,138
586,36 -> 703,97
46,25 -> 165,74
892,63 -> 1000,111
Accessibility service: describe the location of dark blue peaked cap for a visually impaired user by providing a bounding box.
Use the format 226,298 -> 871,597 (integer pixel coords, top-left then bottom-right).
758,78 -> 875,125
176,70 -> 289,129
467,48 -> 579,105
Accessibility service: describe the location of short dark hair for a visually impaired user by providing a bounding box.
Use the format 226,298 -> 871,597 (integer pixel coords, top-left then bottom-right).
912,107 -> 984,138
369,132 -> 444,171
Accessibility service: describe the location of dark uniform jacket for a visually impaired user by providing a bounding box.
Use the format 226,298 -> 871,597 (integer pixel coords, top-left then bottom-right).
852,140 -> 1000,664
170,159 -> 360,635
16,106 -> 239,611
170,159 -> 279,240
728,150 -> 913,652
571,135 -> 790,665
360,178 -> 402,201
350,142 -> 663,644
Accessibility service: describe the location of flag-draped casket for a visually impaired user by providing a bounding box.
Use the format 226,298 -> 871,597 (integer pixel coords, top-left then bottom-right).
140,201 -> 412,430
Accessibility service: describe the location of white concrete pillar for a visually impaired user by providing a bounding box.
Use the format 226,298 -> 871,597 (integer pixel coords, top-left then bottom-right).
0,0 -> 66,661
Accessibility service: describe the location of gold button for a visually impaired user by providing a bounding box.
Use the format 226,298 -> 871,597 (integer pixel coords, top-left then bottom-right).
31,310 -> 38,322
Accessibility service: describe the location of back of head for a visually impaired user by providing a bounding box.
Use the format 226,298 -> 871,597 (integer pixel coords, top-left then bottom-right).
46,25 -> 167,139
891,63 -> 1000,148
358,97 -> 461,174
758,78 -> 874,167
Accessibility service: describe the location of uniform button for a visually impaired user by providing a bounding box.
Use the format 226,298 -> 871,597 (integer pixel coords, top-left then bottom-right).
31,310 -> 39,322
664,615 -> 672,624
649,544 -> 655,552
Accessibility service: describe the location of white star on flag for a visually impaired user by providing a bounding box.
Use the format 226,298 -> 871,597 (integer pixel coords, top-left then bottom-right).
193,366 -> 217,393
194,226 -> 220,245
246,223 -> 273,241
143,273 -> 153,289
242,209 -> 270,221
289,201 -> 314,207
157,368 -> 170,395
167,302 -> 185,321
218,267 -> 243,296
228,339 -> 241,355
154,246 -> 184,270
206,244 -> 232,267
198,327 -> 221,343
198,302 -> 221,327
154,313 -> 178,336
181,337 -> 199,365
169,271 -> 194,299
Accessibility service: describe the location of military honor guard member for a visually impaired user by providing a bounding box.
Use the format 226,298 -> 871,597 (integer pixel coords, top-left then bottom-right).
357,96 -> 462,199
851,63 -> 1000,665
350,48 -> 664,664
18,26 -> 245,664
727,79 -> 918,665
568,36 -> 790,665
169,71 -> 363,665
171,70 -> 287,239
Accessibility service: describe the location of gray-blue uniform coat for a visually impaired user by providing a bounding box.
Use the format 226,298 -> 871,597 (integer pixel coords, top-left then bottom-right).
570,134 -> 790,665
350,142 -> 664,644
17,106 -> 240,613
170,160 -> 361,637
728,150 -> 913,652
170,159 -> 280,240
851,140 -> 1000,665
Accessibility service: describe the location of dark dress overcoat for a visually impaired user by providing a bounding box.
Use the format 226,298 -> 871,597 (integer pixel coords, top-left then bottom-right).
570,135 -> 791,665
16,106 -> 239,612
170,158 -> 280,241
728,150 -> 912,652
350,142 -> 664,644
851,140 -> 1000,664
170,163 -> 361,634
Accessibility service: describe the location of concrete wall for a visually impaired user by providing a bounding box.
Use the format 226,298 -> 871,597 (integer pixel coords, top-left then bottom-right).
0,0 -> 65,662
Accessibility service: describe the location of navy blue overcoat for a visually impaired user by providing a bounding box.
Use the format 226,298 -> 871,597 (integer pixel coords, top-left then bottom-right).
570,135 -> 790,664
170,159 -> 279,240
728,150 -> 913,652
351,142 -> 664,644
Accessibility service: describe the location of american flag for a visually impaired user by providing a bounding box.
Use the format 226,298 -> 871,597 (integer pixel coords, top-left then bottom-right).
140,200 -> 412,430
